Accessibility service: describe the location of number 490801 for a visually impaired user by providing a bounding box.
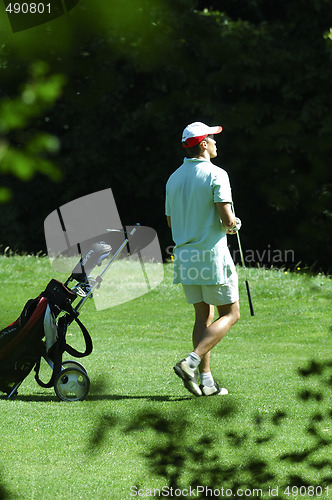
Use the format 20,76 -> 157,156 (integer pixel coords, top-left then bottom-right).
284,486 -> 329,497
6,3 -> 51,14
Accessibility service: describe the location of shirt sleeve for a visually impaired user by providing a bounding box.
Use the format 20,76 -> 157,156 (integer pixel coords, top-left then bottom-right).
212,167 -> 232,203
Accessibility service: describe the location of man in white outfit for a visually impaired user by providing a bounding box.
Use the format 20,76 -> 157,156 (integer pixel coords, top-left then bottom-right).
165,122 -> 241,397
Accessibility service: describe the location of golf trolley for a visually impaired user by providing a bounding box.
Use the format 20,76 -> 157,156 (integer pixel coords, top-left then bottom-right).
0,227 -> 137,402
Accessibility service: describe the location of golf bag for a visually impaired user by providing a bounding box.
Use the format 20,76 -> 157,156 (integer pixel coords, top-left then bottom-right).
0,279 -> 92,400
0,224 -> 157,401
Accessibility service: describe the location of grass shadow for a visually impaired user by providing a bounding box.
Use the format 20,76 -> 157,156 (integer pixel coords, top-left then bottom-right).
86,358 -> 332,496
1,394 -> 57,403
86,394 -> 191,402
2,393 -> 191,403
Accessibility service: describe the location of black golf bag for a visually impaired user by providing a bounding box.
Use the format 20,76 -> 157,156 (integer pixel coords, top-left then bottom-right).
0,279 -> 92,401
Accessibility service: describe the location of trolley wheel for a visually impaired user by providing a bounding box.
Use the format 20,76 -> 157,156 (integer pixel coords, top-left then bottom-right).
61,360 -> 88,374
54,367 -> 90,402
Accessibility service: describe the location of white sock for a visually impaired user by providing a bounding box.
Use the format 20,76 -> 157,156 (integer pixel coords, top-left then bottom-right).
200,372 -> 214,387
185,352 -> 201,370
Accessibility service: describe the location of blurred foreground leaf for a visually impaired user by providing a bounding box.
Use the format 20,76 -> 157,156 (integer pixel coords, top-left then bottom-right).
0,61 -> 66,199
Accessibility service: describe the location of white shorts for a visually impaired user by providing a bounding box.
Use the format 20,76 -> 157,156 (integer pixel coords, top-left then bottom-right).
182,274 -> 239,306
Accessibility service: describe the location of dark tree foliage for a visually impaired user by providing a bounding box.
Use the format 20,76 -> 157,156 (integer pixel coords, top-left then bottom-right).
0,0 -> 331,271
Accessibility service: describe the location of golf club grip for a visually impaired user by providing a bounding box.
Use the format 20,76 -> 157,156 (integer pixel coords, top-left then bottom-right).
245,280 -> 255,316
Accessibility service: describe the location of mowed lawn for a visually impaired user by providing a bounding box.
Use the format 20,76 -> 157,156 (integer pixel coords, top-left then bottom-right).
0,255 -> 331,499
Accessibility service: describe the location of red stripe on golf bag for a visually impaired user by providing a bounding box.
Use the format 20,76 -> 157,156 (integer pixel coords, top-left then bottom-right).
0,297 -> 48,361
0,296 -> 50,396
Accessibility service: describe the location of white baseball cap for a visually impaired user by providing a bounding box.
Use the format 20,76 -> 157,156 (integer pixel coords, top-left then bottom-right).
182,121 -> 222,148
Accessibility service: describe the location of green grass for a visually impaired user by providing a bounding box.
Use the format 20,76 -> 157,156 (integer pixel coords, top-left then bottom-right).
0,256 -> 331,499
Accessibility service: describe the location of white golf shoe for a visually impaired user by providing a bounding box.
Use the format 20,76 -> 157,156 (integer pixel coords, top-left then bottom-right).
200,381 -> 228,396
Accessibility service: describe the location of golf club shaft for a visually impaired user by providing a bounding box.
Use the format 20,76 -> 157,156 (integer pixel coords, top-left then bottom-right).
231,202 -> 255,316
236,231 -> 255,316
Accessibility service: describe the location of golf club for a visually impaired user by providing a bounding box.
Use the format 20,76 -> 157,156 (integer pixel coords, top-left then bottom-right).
231,202 -> 255,316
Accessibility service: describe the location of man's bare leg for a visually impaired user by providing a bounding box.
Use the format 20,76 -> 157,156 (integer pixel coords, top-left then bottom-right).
174,301 -> 240,397
192,302 -> 215,374
194,301 -> 240,360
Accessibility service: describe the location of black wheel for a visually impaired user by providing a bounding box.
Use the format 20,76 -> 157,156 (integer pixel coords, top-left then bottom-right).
54,367 -> 90,401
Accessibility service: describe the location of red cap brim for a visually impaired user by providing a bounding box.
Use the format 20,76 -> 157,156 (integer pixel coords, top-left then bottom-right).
182,134 -> 208,148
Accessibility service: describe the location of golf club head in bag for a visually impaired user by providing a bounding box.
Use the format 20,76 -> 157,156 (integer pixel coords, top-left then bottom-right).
44,188 -> 164,310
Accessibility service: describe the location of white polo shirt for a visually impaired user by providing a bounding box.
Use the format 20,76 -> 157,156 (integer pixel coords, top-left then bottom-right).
165,157 -> 236,285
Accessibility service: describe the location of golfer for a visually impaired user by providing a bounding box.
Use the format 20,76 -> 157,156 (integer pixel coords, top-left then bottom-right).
165,121 -> 240,397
